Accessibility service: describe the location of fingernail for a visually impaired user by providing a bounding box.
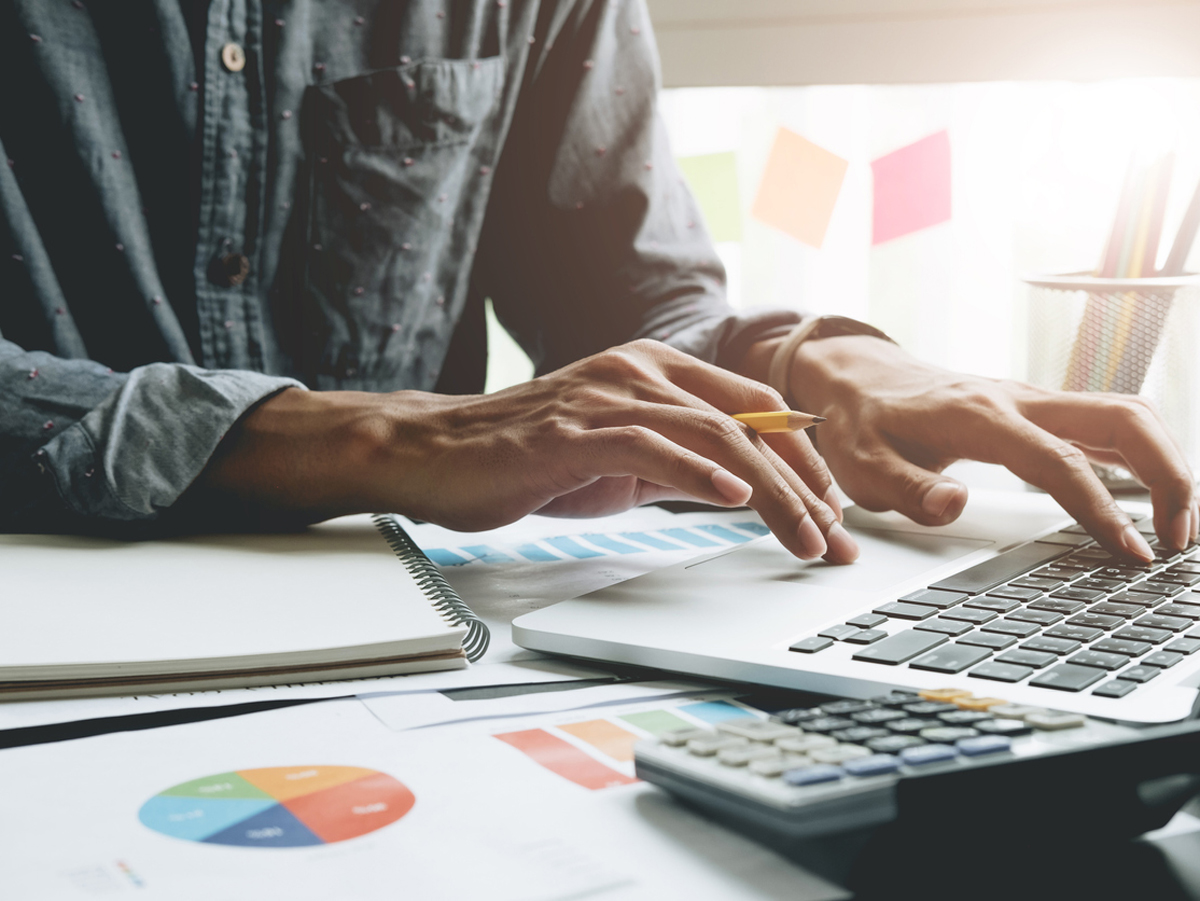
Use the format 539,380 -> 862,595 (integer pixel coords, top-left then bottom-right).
922,481 -> 960,519
1172,509 -> 1192,551
823,485 -> 844,522
710,469 -> 752,505
798,516 -> 827,559
1191,501 -> 1198,543
825,521 -> 859,563
1122,524 -> 1154,561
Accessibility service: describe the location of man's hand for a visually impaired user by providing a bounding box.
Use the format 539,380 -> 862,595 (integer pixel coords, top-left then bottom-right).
199,340 -> 860,563
776,333 -> 1198,561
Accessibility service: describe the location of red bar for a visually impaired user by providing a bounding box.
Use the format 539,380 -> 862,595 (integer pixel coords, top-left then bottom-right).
494,729 -> 639,790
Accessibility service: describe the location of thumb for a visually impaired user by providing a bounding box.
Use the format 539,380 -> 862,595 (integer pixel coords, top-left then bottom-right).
838,442 -> 968,526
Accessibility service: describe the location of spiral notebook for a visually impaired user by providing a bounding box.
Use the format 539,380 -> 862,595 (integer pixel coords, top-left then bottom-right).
0,514 -> 488,700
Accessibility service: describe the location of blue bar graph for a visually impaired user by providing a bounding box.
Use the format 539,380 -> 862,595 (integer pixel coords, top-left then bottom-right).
461,545 -> 516,564
695,525 -> 754,544
426,548 -> 470,566
545,536 -> 605,559
660,528 -> 720,548
515,543 -> 562,562
579,534 -> 644,555
619,532 -> 684,551
733,521 -> 769,536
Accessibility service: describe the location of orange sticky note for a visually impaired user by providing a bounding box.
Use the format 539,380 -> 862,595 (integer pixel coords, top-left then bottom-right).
751,128 -> 848,249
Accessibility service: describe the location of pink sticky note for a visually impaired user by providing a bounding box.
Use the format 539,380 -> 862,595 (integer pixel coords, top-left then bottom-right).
871,130 -> 952,245
751,128 -> 848,249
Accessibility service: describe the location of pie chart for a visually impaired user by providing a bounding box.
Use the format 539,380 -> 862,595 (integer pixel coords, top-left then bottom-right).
138,765 -> 414,847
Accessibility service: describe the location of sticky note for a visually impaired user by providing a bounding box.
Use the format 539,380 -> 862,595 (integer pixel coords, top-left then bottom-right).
871,130 -> 952,245
750,128 -> 848,249
677,151 -> 742,242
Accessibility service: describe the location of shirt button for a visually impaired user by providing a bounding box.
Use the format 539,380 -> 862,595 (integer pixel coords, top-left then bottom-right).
211,252 -> 250,287
221,43 -> 246,73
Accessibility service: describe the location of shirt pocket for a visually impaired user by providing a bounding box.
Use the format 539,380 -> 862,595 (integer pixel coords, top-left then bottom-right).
300,57 -> 504,384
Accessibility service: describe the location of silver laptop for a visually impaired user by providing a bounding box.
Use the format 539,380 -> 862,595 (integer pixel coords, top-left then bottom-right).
513,490 -> 1200,723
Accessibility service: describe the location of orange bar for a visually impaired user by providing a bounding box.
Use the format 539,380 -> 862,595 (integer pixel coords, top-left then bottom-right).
558,719 -> 640,762
494,729 -> 639,790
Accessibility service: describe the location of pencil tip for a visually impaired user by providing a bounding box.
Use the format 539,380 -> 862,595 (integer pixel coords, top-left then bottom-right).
812,416 -> 826,423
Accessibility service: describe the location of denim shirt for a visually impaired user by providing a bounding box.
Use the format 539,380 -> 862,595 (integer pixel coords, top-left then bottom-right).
0,0 -> 800,532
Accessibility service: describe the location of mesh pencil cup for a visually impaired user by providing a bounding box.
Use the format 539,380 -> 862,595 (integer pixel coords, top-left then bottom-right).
1023,272 -> 1200,472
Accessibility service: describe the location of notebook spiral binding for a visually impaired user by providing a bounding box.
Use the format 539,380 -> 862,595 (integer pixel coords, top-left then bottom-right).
372,514 -> 490,662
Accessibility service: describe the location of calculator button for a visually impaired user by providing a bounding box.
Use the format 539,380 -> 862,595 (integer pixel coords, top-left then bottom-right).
809,745 -> 872,765
1006,608 -> 1064,626
975,718 -> 1032,736
851,708 -> 908,725
687,735 -> 747,756
1065,613 -> 1123,631
965,597 -> 1021,614
1028,664 -> 1106,692
1044,624 -> 1104,643
1028,598 -> 1085,615
775,734 -> 837,754
885,717 -> 936,734
873,602 -> 938,621
909,643 -> 992,674
1135,614 -> 1192,632
956,735 -> 1012,756
818,624 -> 860,640
717,744 -> 781,766
1114,666 -> 1159,683
773,707 -> 824,725
1092,680 -> 1139,698
843,629 -> 888,644
846,613 -> 888,629
906,698 -> 962,712
799,716 -> 856,733
660,728 -> 711,747
1064,650 -> 1127,670
1112,625 -> 1172,644
819,700 -> 876,716
1141,651 -> 1185,668
957,631 -> 1018,650
1025,712 -> 1087,730
782,764 -> 844,786
914,618 -> 974,637
938,710 -> 993,725
865,735 -> 926,753
980,619 -> 1041,638
1020,636 -> 1082,655
842,754 -> 902,777
898,589 -> 968,609
1091,638 -> 1152,657
852,630 -> 947,665
869,691 -> 922,707
969,661 -> 1034,683
954,696 -> 1008,711
919,726 -> 980,742
988,704 -> 1049,720
789,636 -> 834,653
995,649 -> 1056,669
749,754 -> 810,777
1165,637 -> 1200,655
830,727 -> 892,744
899,744 -> 957,766
716,720 -> 798,742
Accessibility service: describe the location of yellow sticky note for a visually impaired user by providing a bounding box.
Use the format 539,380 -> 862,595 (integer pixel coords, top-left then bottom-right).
751,128 -> 848,249
677,152 -> 742,243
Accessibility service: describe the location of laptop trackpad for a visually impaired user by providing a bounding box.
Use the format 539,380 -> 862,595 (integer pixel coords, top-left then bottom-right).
684,528 -> 993,594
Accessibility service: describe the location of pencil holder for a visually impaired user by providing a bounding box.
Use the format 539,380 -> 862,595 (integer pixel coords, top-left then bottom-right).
1023,272 -> 1200,471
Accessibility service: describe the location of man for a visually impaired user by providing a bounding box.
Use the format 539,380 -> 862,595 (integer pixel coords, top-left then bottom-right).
1,0 -> 1194,564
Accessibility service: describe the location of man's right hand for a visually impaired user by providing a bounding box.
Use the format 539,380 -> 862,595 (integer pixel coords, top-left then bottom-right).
197,340 -> 859,563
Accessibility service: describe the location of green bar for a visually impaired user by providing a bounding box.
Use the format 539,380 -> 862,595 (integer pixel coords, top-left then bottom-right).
619,709 -> 693,736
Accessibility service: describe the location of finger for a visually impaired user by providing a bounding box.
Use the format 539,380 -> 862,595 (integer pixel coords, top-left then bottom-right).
760,428 -> 838,519
831,431 -> 969,527
1022,393 -> 1196,549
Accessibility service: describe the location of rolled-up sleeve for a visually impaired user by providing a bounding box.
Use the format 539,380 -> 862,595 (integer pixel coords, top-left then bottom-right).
475,0 -> 803,374
1,337 -> 301,531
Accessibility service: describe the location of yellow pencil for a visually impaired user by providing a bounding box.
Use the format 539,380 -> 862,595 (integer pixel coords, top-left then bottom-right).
732,410 -> 826,433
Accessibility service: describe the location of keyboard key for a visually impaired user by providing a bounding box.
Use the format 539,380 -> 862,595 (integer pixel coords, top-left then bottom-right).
783,764 -> 844,786
1142,651 -> 1185,669
1091,638 -> 1152,657
908,643 -> 993,673
1109,591 -> 1164,607
1151,571 -> 1200,586
1073,577 -> 1124,593
920,726 -> 980,742
1029,664 -> 1106,692
842,754 -> 902,777
818,624 -> 861,640
1089,602 -> 1143,619
1130,581 -> 1185,597
789,636 -> 834,653
1154,604 -> 1200,620
914,618 -> 973,637
1093,680 -> 1139,698
831,726 -> 892,744
1052,588 -> 1106,603
1012,576 -> 1063,591
987,586 -> 1043,601
1021,636 -> 1082,655
1065,612 -> 1123,631
853,630 -> 947,665
873,602 -> 938,621
956,735 -> 1012,756
846,613 -> 888,629
980,619 -> 1041,638
1134,614 -> 1191,632
969,661 -> 1034,683
843,629 -> 888,645
1029,598 -> 1086,615
1065,650 -> 1127,670
1165,637 -> 1200,655
1171,562 -> 1200,574
865,735 -> 926,753
1026,711 -> 1087,730
957,631 -> 1018,650
851,708 -> 908,724
1032,566 -> 1076,581
975,718 -> 1032,736
1113,625 -> 1172,644
899,744 -> 958,766
1059,523 -> 1090,534
996,649 -> 1056,668
899,589 -> 968,609
941,607 -> 998,624
1007,608 -> 1064,626
1116,666 -> 1159,683
965,597 -> 1021,613
1092,567 -> 1142,582
1045,624 -> 1104,642
928,542 -> 1068,594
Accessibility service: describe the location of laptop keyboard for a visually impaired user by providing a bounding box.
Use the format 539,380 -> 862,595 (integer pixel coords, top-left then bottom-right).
790,519 -> 1200,699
